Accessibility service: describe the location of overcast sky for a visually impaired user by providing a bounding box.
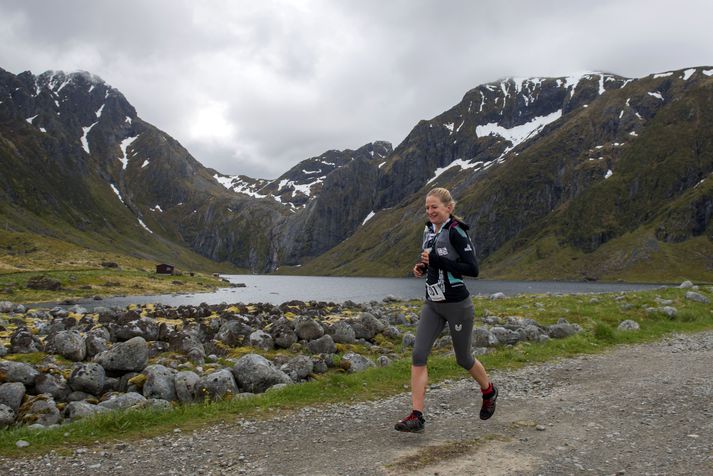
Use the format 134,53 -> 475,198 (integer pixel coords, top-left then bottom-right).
1,0 -> 712,179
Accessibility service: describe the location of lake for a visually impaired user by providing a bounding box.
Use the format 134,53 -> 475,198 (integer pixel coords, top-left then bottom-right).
71,275 -> 666,309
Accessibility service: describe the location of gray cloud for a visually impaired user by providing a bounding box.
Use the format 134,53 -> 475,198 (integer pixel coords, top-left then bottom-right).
1,0 -> 712,178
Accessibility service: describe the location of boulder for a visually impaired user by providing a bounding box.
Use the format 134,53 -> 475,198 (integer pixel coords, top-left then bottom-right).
98,392 -> 147,410
174,371 -> 200,403
490,326 -> 521,345
382,325 -> 401,340
34,373 -> 71,402
94,336 -> 149,372
329,321 -> 356,344
351,312 -> 385,340
0,382 -> 25,411
547,322 -> 579,339
307,334 -> 337,354
0,403 -> 15,428
472,327 -> 497,347
197,369 -> 238,401
113,317 -> 160,342
69,362 -> 106,395
232,354 -> 291,393
295,317 -> 324,341
26,275 -> 61,291
214,320 -> 252,347
618,320 -> 640,331
686,291 -> 710,304
0,361 -> 39,385
18,394 -> 61,426
679,280 -> 694,288
376,355 -> 392,367
64,401 -> 109,421
47,330 -> 86,361
168,331 -> 206,362
9,327 -> 43,353
249,330 -> 275,351
85,333 -> 110,358
489,292 -> 507,300
280,355 -> 314,381
143,364 -> 177,401
0,301 -> 15,312
402,332 -> 416,348
660,306 -> 677,318
341,353 -> 375,373
269,318 -> 297,349
517,325 -> 545,342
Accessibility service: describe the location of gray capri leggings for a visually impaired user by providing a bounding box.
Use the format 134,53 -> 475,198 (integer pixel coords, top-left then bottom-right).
412,298 -> 475,370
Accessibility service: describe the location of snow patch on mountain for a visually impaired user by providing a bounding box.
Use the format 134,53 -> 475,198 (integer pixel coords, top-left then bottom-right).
119,136 -> 139,170
476,109 -> 562,152
81,122 -> 97,154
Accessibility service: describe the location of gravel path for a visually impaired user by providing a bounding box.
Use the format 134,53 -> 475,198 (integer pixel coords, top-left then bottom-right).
2,331 -> 713,475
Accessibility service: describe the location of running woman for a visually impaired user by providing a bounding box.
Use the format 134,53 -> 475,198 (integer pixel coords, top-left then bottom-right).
395,187 -> 497,433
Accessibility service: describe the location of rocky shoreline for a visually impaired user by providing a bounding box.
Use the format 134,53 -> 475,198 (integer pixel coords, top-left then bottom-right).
0,294 -> 591,431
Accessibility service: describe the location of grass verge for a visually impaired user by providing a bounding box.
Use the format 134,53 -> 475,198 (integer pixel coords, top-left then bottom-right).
0,287 -> 711,457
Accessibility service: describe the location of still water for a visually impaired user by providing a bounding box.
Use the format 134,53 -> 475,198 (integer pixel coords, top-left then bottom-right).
75,275 -> 665,309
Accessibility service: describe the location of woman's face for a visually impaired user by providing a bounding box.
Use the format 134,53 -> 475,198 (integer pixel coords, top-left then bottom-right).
425,195 -> 453,226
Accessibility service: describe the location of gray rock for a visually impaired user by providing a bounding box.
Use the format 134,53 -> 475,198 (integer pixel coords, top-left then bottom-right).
0,343 -> 6,357
270,318 -> 298,349
330,321 -> 356,344
232,354 -> 292,393
547,323 -> 579,339
679,280 -> 694,288
295,317 -> 324,341
472,327 -> 497,347
0,301 -> 15,312
10,327 -> 42,353
143,364 -> 177,401
351,312 -> 385,340
85,333 -> 110,358
215,320 -> 252,347
618,320 -> 640,331
382,325 -> 401,339
376,355 -> 391,367
0,403 -> 15,428
308,334 -> 337,354
280,355 -> 314,381
16,440 -> 30,448
490,326 -> 521,345
489,292 -> 507,300
686,291 -> 710,304
18,394 -> 61,426
64,401 -> 109,421
69,362 -> 106,395
144,398 -> 173,411
169,331 -> 206,362
197,369 -> 238,401
0,382 -> 26,411
341,352 -> 375,373
0,360 -> 39,385
67,391 -> 94,402
94,336 -> 149,372
174,371 -> 200,403
34,373 -> 71,402
660,306 -> 678,318
249,330 -> 275,351
47,330 -> 86,361
655,297 -> 674,306
435,335 -> 452,348
98,392 -> 147,410
114,317 -> 159,342
402,332 -> 416,348
517,325 -> 544,342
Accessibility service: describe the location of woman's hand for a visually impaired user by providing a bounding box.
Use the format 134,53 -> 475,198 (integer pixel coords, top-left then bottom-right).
413,262 -> 426,277
420,250 -> 430,265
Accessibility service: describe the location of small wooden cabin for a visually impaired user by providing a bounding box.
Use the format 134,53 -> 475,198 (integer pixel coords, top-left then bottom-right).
156,263 -> 175,275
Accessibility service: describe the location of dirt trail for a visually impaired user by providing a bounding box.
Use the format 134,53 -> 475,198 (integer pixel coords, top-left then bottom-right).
2,331 -> 713,475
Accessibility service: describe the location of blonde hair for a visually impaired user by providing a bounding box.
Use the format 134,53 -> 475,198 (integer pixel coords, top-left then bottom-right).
426,187 -> 463,221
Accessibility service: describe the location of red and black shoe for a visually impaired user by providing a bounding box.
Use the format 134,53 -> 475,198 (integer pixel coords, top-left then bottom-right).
395,411 -> 425,433
480,384 -> 498,420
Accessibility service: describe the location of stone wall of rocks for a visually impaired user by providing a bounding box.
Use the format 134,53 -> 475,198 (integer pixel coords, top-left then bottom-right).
0,297 -> 589,430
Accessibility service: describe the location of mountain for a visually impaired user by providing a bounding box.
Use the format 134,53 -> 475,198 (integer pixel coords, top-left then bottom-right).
298,68 -> 713,282
2,66 -> 712,281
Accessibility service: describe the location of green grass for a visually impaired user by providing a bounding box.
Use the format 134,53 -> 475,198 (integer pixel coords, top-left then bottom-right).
0,287 -> 711,456
0,268 -> 228,304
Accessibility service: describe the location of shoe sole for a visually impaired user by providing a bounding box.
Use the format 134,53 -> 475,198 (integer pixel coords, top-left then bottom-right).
395,426 -> 424,433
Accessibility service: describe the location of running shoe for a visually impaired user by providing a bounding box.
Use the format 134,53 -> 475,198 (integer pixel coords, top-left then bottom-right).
394,411 -> 425,433
480,385 -> 498,420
